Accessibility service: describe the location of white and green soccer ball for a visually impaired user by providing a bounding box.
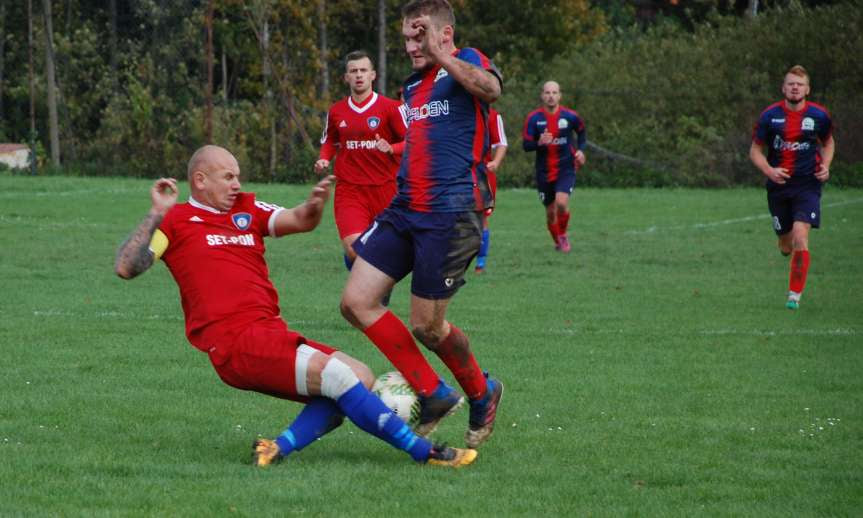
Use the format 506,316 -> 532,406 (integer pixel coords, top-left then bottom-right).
371,371 -> 420,426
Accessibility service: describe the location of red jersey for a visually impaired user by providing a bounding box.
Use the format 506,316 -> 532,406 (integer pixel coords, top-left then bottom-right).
319,92 -> 407,185
157,193 -> 284,351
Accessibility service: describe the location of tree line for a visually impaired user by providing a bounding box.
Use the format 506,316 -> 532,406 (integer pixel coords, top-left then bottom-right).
1,0 -> 859,186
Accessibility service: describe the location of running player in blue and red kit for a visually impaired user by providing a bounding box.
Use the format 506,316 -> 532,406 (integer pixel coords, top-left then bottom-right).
522,80 -> 586,253
340,0 -> 503,450
750,65 -> 835,310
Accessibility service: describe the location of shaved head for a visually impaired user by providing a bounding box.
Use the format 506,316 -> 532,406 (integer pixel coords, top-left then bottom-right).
187,145 -> 242,212
541,80 -> 562,111
542,80 -> 560,93
187,145 -> 236,181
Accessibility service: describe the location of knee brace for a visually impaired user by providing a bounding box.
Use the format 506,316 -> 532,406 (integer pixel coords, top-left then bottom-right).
320,357 -> 361,400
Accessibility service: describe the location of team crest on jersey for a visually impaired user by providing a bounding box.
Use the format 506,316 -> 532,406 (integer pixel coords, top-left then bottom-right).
801,117 -> 815,131
558,119 -> 569,129
232,212 -> 252,230
367,116 -> 381,129
434,68 -> 449,82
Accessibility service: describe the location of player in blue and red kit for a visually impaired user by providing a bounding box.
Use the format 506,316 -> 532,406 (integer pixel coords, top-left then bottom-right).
750,65 -> 835,310
340,0 -> 503,450
522,80 -> 586,253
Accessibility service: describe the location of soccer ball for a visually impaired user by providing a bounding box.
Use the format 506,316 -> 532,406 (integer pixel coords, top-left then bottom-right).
371,371 -> 420,425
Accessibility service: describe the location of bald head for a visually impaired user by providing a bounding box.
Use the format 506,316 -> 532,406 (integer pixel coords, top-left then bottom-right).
187,145 -> 237,181
541,81 -> 562,112
187,145 -> 242,212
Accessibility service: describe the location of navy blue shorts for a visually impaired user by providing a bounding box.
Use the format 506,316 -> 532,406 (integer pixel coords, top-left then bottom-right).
766,180 -> 822,236
353,207 -> 482,299
536,172 -> 576,206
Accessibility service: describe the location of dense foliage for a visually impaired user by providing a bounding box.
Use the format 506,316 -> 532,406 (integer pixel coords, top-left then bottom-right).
1,0 -> 860,186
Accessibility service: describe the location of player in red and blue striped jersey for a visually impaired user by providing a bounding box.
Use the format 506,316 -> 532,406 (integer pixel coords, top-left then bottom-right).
523,80 -> 586,253
750,65 -> 835,310
341,0 -> 503,450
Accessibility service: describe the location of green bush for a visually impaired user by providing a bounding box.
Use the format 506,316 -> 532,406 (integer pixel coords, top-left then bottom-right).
498,1 -> 863,188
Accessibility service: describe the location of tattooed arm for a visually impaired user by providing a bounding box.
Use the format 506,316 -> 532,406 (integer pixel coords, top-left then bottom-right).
438,54 -> 501,104
115,178 -> 178,279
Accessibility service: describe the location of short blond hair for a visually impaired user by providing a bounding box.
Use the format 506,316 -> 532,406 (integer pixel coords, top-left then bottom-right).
786,65 -> 809,80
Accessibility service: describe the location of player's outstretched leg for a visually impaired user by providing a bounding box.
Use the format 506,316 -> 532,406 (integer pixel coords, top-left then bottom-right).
254,358 -> 476,468
465,374 -> 504,449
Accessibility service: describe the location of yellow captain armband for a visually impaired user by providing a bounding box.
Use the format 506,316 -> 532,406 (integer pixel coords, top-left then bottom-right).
149,229 -> 169,260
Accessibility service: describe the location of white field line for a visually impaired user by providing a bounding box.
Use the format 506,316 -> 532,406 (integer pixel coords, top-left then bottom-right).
625,197 -> 863,235
0,187 -> 139,199
0,214 -> 114,229
553,327 -> 856,337
32,309 -> 183,321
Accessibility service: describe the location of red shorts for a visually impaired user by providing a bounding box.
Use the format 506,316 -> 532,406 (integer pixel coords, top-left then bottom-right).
334,181 -> 397,239
206,317 -> 336,402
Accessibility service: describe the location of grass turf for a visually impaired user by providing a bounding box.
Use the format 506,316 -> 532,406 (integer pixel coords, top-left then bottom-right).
1,175 -> 861,516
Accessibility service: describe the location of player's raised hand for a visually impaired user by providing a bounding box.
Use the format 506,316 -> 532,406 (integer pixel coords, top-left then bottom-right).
538,129 -> 553,146
307,174 -> 335,210
413,16 -> 445,62
150,178 -> 178,215
815,163 -> 830,182
314,158 -> 331,175
768,166 -> 790,185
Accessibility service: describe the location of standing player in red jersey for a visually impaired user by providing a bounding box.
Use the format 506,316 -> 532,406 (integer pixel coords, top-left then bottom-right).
750,65 -> 835,310
475,107 -> 508,273
340,0 -> 504,450
316,50 -> 407,271
114,145 -> 476,468
522,80 -> 586,253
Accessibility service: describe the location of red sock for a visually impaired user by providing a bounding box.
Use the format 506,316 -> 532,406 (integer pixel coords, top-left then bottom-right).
434,324 -> 486,400
558,211 -> 570,235
789,250 -> 811,294
363,311 -> 439,396
547,220 -> 559,244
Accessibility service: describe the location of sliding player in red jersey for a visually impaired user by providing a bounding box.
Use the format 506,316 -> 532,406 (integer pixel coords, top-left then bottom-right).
522,80 -> 586,253
750,65 -> 835,310
114,145 -> 476,468
475,107 -> 508,273
340,0 -> 503,450
316,50 -> 407,271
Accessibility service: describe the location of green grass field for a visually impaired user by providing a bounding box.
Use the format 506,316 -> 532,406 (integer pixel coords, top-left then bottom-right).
1,175 -> 861,516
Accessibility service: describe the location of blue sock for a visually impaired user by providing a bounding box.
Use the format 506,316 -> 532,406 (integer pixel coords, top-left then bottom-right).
477,229 -> 490,264
429,378 -> 456,399
336,383 -> 432,462
275,398 -> 342,456
343,254 -> 354,271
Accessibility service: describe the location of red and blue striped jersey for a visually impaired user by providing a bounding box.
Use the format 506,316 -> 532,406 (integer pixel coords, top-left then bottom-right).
392,47 -> 501,213
522,106 -> 586,182
752,100 -> 832,185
